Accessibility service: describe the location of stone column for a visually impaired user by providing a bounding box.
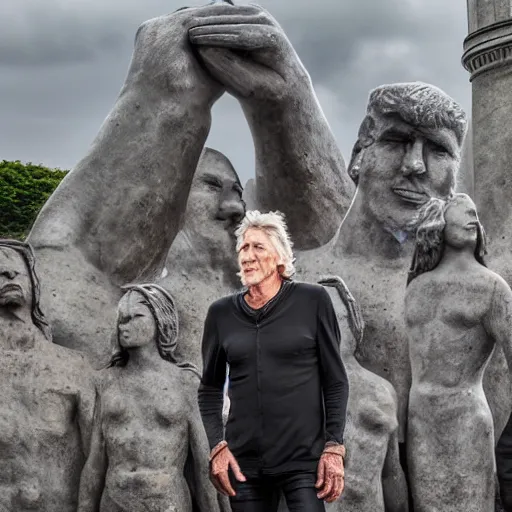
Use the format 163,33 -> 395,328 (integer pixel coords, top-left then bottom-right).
463,5 -> 512,510
462,1 -> 512,247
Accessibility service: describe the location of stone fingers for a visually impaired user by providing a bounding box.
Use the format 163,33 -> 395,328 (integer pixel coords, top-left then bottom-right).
190,24 -> 279,51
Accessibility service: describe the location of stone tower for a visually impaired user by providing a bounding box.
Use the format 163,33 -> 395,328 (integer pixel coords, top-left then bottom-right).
463,4 -> 512,510
462,0 -> 512,249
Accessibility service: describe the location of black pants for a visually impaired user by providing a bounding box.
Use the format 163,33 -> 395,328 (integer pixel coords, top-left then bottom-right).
229,472 -> 325,512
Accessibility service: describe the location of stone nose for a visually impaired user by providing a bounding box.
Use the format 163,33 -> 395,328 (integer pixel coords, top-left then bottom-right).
217,195 -> 246,223
401,140 -> 426,176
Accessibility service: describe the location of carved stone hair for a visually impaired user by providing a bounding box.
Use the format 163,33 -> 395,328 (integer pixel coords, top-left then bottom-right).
0,239 -> 52,341
109,283 -> 199,376
235,210 -> 296,281
407,195 -> 487,285
348,82 -> 467,184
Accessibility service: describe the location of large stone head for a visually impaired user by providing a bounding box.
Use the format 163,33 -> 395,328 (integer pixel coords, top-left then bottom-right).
0,239 -> 52,340
348,82 -> 467,231
110,283 -> 198,375
184,148 -> 245,255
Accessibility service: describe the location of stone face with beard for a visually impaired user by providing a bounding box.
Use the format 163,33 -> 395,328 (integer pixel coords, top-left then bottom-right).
158,148 -> 245,370
0,241 -> 95,512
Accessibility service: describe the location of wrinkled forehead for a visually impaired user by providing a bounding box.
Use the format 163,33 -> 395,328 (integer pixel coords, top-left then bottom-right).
0,247 -> 27,274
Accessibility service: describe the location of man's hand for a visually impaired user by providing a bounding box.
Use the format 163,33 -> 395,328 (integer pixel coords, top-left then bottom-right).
315,446 -> 346,503
189,4 -> 310,104
210,442 -> 246,497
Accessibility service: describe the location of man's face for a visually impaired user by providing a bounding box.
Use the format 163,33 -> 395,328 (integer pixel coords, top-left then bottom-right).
185,150 -> 245,249
117,292 -> 157,349
0,248 -> 31,308
238,228 -> 280,287
357,114 -> 460,231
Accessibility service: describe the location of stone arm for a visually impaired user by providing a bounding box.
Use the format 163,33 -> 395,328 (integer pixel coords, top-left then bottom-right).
77,367 -> 97,457
382,427 -> 409,512
27,4 -> 232,284
189,5 -> 355,249
185,372 -> 226,512
77,387 -> 108,512
485,276 -> 512,372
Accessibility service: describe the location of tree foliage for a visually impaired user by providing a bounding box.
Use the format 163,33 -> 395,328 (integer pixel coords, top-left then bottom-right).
0,160 -> 68,240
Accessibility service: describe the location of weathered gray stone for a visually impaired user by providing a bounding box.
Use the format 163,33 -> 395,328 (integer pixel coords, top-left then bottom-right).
0,240 -> 95,512
77,284 -> 226,512
321,277 -> 408,512
464,9 -> 512,509
293,82 -> 467,447
404,193 -> 512,512
25,4 -> 230,368
158,147 -> 245,369
189,4 -> 355,250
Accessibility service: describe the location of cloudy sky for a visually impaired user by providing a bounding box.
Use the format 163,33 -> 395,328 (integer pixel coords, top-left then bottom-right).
1,0 -> 471,185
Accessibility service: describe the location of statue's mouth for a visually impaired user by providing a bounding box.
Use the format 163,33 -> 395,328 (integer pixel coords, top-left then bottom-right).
0,283 -> 22,296
392,187 -> 429,205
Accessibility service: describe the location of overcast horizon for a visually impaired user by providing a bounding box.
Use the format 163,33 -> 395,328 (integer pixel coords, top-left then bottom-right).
1,0 -> 472,185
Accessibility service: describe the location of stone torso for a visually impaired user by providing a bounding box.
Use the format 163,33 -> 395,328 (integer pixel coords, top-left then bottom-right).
98,366 -> 197,511
0,337 -> 94,512
296,246 -> 411,441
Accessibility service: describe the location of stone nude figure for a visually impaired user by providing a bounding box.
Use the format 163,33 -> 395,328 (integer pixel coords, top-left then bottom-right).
320,276 -> 408,512
0,240 -> 95,512
404,193 -> 512,511
77,284 -> 224,512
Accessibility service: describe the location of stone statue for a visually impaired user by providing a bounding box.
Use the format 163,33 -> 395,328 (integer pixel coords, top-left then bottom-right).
158,147 -> 245,369
0,239 -> 95,512
25,3 -> 230,367
321,277 -> 408,512
78,284 -> 224,512
405,193 -> 512,511
189,4 -> 355,250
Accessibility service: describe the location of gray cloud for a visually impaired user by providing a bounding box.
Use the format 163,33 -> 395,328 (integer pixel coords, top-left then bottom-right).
0,0 -> 472,184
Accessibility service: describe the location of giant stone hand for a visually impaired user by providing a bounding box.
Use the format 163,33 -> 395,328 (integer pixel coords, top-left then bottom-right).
189,4 -> 311,104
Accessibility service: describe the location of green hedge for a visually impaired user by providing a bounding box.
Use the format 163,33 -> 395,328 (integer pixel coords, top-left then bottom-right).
0,160 -> 68,240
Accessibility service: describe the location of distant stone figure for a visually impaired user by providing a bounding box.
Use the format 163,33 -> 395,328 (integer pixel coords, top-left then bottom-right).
0,239 -> 95,512
77,284 -> 223,512
321,276 -> 408,512
158,147 -> 245,370
405,194 -> 512,512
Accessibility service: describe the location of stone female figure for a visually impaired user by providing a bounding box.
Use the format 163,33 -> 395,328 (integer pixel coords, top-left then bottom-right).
320,277 -> 408,512
404,193 -> 512,511
77,284 -> 224,512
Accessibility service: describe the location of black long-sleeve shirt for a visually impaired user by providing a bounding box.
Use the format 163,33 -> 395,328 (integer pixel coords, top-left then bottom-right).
198,281 -> 349,476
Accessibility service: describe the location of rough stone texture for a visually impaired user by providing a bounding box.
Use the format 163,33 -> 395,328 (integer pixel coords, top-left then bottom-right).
321,277 -> 408,512
0,240 -> 95,512
158,148 -> 244,370
404,194 -> 512,512
457,120 -> 474,197
464,10 -> 512,510
189,4 -> 355,250
77,284 -> 227,512
25,4 -> 227,368
293,82 -> 467,445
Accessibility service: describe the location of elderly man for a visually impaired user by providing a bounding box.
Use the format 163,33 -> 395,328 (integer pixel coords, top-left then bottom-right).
198,211 -> 349,511
0,240 -> 95,512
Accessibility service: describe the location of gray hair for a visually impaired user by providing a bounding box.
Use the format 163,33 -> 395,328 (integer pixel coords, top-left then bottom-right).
348,82 -> 467,184
235,210 -> 295,280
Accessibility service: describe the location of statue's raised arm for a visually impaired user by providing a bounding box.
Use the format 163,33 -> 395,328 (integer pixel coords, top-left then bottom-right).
189,5 -> 355,249
25,3 -> 239,365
